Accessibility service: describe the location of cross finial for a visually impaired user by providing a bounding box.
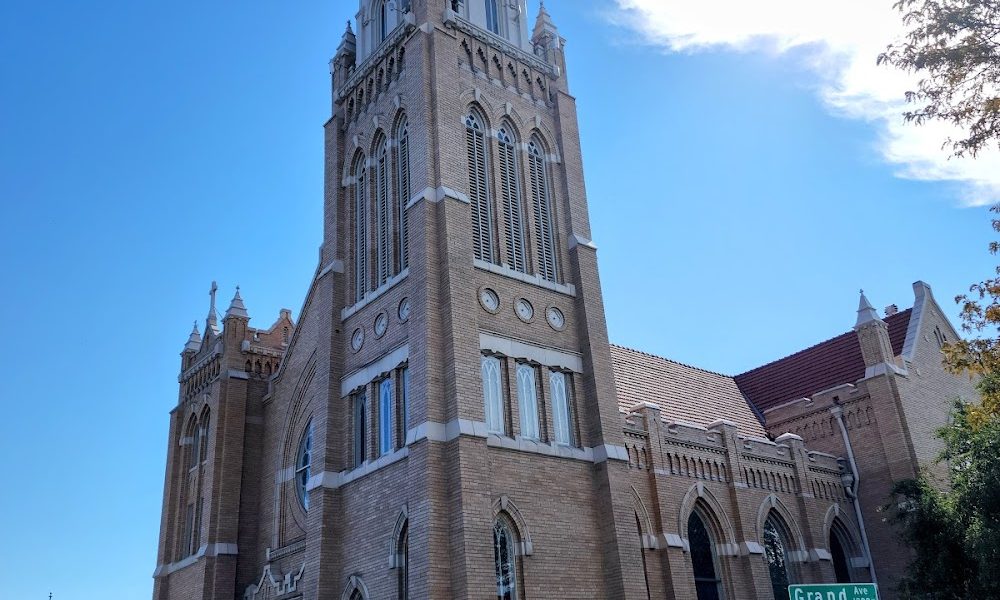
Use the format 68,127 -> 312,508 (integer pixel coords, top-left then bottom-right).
206,280 -> 220,330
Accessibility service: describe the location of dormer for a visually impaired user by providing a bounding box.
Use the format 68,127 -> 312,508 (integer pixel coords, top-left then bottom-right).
355,0 -> 413,64
448,0 -> 532,52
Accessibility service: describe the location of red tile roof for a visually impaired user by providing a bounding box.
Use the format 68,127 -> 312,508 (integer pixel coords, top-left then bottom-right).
733,309 -> 912,414
610,344 -> 767,438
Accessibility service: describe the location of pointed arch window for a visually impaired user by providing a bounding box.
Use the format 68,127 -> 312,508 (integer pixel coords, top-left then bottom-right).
354,391 -> 368,467
481,355 -> 505,434
378,0 -> 389,43
180,413 -> 208,559
549,370 -> 572,446
466,110 -> 494,263
379,377 -> 395,456
374,133 -> 392,287
528,137 -> 558,282
636,512 -> 651,600
399,366 -> 410,446
295,420 -> 313,510
189,418 -> 202,469
497,125 -> 526,272
689,511 -> 724,600
763,513 -> 795,599
353,155 -> 369,302
515,362 -> 538,440
395,117 -> 411,271
485,0 -> 501,35
493,517 -> 520,600
397,520 -> 409,600
830,519 -> 859,583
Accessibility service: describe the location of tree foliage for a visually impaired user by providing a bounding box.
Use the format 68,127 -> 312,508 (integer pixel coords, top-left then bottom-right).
889,406 -> 1000,599
889,209 -> 1000,598
941,205 -> 1000,425
878,0 -> 1000,157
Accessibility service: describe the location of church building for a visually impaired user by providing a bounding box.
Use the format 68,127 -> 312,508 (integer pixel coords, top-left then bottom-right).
152,2 -> 977,599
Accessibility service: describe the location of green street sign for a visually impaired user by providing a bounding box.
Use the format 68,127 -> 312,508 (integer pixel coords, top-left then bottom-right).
788,584 -> 879,600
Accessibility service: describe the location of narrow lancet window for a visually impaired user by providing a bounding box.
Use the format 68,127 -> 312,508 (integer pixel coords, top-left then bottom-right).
354,155 -> 369,302
482,355 -> 504,433
528,137 -> 558,282
498,126 -> 526,272
549,370 -> 571,445
379,378 -> 394,455
516,363 -> 538,440
466,110 -> 494,263
395,117 -> 411,271
295,420 -> 313,510
375,134 -> 391,287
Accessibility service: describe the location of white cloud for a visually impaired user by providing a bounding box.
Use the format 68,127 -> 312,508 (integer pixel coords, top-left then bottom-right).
609,0 -> 1000,206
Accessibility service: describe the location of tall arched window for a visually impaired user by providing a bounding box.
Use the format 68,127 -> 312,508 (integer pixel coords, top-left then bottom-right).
395,116 -> 411,271
549,370 -> 572,445
199,409 -> 210,462
494,517 -> 520,600
497,125 -> 526,272
830,519 -> 858,583
354,391 -> 368,467
688,511 -> 723,600
353,154 -> 369,302
485,0 -> 501,35
528,136 -> 558,282
295,420 -> 313,510
763,513 -> 795,599
189,417 -> 201,469
378,0 -> 389,43
515,362 -> 538,440
181,414 -> 206,559
374,133 -> 392,287
636,513 -> 651,600
397,520 -> 409,600
379,377 -> 394,456
466,110 -> 494,263
481,355 -> 504,434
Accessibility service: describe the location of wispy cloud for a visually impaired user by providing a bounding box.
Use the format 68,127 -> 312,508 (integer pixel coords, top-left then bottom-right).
608,0 -> 1000,206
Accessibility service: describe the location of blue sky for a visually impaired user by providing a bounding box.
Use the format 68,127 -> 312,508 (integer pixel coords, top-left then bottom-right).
0,1 -> 992,598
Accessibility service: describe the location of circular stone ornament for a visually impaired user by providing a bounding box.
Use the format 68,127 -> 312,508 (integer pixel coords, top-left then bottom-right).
546,306 -> 566,331
374,312 -> 388,338
398,297 -> 411,322
351,327 -> 365,352
515,298 -> 534,323
479,288 -> 501,314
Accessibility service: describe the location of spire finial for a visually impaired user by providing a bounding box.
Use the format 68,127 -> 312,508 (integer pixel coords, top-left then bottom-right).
226,285 -> 249,320
185,320 -> 202,352
855,288 -> 880,328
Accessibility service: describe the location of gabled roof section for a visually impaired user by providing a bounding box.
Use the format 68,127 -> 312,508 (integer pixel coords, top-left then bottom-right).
610,344 -> 767,438
734,309 -> 912,414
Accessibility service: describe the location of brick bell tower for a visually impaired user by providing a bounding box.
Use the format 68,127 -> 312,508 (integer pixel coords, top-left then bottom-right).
153,285 -> 293,600
154,1 -> 650,598
306,0 -> 650,597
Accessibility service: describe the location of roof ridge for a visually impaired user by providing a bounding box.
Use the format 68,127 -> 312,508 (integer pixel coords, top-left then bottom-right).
609,343 -> 735,379
735,307 -> 913,378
